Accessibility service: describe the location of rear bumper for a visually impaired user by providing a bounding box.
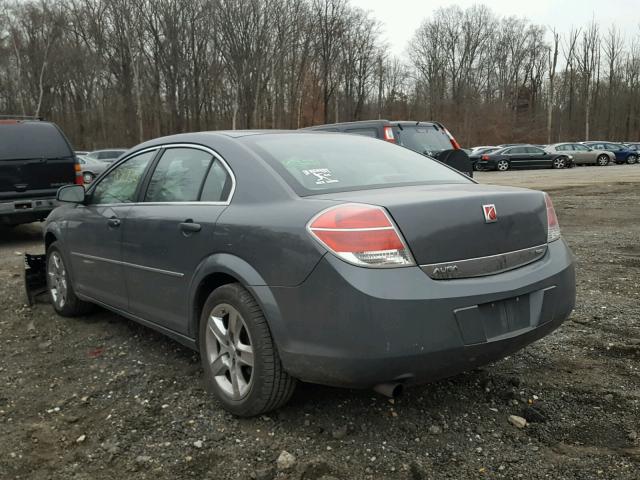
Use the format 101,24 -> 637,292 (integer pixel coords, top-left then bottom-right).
0,197 -> 56,224
266,239 -> 575,388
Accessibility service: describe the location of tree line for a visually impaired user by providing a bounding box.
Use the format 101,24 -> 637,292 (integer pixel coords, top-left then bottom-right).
1,0 -> 639,149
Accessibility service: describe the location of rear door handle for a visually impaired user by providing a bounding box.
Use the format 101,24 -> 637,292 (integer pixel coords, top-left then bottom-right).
179,220 -> 201,233
107,217 -> 121,228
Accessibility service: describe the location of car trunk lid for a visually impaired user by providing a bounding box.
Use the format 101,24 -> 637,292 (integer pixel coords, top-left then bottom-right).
309,184 -> 548,266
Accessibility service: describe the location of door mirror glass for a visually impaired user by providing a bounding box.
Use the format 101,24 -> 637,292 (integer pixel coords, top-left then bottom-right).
57,184 -> 85,203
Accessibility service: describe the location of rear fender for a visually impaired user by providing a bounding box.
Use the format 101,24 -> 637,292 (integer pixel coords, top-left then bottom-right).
188,253 -> 286,350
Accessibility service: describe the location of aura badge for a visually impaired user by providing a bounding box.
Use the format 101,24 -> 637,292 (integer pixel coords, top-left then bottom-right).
483,204 -> 497,223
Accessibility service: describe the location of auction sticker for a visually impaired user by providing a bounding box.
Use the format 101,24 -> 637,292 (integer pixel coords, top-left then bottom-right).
302,168 -> 339,185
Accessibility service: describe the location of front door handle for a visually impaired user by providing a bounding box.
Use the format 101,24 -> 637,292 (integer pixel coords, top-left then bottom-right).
107,217 -> 121,228
179,220 -> 201,233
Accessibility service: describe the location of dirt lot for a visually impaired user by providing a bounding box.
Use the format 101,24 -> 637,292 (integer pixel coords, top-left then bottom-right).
1,167 -> 639,480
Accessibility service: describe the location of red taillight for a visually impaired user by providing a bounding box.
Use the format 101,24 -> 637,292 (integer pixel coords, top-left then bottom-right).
74,161 -> 83,185
308,203 -> 414,267
383,126 -> 396,143
481,154 -> 490,161
442,127 -> 461,150
544,193 -> 561,242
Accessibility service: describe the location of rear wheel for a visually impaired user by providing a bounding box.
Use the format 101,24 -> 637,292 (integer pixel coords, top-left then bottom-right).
552,157 -> 567,169
627,154 -> 638,165
597,155 -> 609,166
496,160 -> 509,171
199,283 -> 296,416
46,242 -> 93,316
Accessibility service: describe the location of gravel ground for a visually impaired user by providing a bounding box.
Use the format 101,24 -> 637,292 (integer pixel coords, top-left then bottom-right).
1,169 -> 639,479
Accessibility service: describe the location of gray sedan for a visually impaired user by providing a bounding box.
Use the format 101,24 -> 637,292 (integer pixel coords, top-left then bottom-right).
77,155 -> 108,184
544,142 -> 614,166
43,131 -> 576,416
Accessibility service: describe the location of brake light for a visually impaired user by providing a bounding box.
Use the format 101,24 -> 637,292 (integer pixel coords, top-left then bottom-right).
383,126 -> 396,143
74,161 -> 83,185
442,127 -> 461,150
544,193 -> 561,242
308,203 -> 414,267
481,154 -> 490,161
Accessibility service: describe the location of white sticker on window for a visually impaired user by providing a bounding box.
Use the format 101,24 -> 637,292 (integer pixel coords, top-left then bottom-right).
302,168 -> 339,185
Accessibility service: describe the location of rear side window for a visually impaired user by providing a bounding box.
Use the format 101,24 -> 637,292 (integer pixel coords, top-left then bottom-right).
345,128 -> 378,138
90,151 -> 155,204
0,122 -> 73,160
244,133 -> 469,195
145,148 -> 212,202
200,161 -> 232,202
394,125 -> 452,155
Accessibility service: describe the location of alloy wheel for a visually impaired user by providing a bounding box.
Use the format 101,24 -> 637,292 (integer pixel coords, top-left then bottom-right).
628,155 -> 638,165
48,252 -> 68,309
597,155 -> 609,166
205,303 -> 254,400
497,160 -> 509,171
553,157 -> 566,169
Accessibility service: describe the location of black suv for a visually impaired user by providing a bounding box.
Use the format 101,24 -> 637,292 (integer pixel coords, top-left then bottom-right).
0,118 -> 80,226
303,120 -> 472,176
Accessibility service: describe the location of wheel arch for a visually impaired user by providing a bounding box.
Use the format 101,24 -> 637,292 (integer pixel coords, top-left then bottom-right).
188,254 -> 285,351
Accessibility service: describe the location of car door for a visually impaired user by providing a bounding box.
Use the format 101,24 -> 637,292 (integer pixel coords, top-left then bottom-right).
121,145 -> 234,335
65,149 -> 157,310
524,146 -> 549,167
571,143 -> 592,164
502,146 -> 523,167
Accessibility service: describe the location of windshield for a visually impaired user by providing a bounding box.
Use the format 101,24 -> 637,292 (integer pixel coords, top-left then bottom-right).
393,124 -> 453,156
243,133 -> 470,196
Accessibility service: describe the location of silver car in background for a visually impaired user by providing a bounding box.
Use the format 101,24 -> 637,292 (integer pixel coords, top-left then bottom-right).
544,143 -> 613,166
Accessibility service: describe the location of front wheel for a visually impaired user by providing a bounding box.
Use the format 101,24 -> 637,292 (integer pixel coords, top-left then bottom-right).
199,283 -> 296,416
496,160 -> 510,171
627,155 -> 638,165
46,242 -> 93,316
552,157 -> 567,169
83,172 -> 95,184
597,155 -> 609,166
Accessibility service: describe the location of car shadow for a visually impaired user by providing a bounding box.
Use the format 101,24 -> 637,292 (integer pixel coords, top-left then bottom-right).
0,222 -> 43,246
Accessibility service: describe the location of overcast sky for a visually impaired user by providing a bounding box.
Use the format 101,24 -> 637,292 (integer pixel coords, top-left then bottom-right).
349,0 -> 640,56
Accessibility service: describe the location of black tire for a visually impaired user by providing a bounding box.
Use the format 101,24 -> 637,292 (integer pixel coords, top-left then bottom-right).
198,283 -> 296,416
552,156 -> 567,169
496,159 -> 510,171
46,242 -> 93,316
596,155 -> 609,166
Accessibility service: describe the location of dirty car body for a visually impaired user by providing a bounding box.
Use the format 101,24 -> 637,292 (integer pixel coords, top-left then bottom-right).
41,131 -> 576,414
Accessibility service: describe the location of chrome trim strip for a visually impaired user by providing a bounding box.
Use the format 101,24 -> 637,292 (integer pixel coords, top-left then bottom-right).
421,244 -> 548,280
87,143 -> 236,207
71,252 -> 184,278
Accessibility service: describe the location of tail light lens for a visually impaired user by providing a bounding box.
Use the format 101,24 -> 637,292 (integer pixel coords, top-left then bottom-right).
383,126 -> 396,143
74,161 -> 83,185
308,203 -> 415,267
442,126 -> 461,150
481,154 -> 490,160
544,193 -> 561,242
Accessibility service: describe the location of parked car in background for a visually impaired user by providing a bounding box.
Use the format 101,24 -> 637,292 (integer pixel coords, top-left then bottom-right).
544,143 -> 614,166
0,117 -> 81,226
470,145 -> 495,154
77,155 -> 108,184
75,150 -> 89,157
581,141 -> 638,164
469,147 -> 499,170
303,120 -> 473,177
624,142 -> 640,152
85,149 -> 128,163
41,131 -> 575,416
476,145 -> 572,171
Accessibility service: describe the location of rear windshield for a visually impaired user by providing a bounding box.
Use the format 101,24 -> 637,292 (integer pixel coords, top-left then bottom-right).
393,125 -> 453,156
243,133 -> 470,195
0,122 -> 73,160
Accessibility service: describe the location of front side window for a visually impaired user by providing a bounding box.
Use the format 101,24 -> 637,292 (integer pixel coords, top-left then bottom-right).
243,133 -> 469,195
606,143 -> 621,150
145,148 -> 212,202
89,150 -> 155,204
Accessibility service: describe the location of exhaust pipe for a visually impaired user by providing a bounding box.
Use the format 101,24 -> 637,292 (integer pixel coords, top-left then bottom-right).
373,382 -> 403,398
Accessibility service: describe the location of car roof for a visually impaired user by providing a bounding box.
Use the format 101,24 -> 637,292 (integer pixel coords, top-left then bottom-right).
302,120 -> 439,129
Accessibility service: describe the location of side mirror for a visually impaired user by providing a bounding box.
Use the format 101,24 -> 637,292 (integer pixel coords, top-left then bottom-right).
57,184 -> 85,203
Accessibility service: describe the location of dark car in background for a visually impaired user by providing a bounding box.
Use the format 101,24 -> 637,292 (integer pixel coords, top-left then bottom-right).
625,142 -> 640,152
0,118 -> 80,226
303,120 -> 473,177
476,145 -> 573,171
42,131 -> 575,416
85,149 -> 128,163
468,147 -> 499,170
581,141 -> 638,164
